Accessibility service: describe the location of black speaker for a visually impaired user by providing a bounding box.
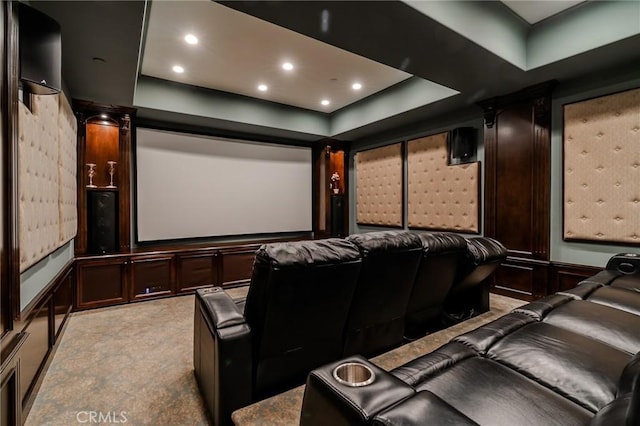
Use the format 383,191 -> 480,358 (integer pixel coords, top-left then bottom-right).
87,190 -> 118,254
449,127 -> 477,164
331,194 -> 345,237
19,3 -> 61,95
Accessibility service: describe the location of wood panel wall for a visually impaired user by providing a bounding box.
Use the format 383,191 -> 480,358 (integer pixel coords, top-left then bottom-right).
480,82 -> 554,300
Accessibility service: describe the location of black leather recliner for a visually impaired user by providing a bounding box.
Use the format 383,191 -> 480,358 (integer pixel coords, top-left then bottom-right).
193,238 -> 362,426
444,236 -> 507,319
404,232 -> 468,339
344,230 -> 423,357
300,253 -> 640,426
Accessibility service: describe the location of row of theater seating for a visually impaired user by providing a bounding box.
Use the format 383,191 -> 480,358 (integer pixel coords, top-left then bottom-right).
300,253 -> 640,425
193,230 -> 507,425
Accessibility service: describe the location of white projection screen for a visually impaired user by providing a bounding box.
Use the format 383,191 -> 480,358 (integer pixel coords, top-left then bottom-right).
135,128 -> 312,242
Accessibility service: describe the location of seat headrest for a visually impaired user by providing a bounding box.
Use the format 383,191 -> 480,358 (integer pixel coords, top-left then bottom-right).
417,232 -> 467,255
346,231 -> 422,256
465,237 -> 507,264
255,239 -> 361,268
606,253 -> 640,275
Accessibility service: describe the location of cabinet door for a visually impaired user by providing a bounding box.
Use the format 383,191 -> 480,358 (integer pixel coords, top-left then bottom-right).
176,251 -> 218,294
219,248 -> 257,287
76,258 -> 128,309
130,255 -> 174,300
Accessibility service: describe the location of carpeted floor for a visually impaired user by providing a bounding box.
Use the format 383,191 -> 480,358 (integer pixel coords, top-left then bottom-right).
25,290 -> 524,426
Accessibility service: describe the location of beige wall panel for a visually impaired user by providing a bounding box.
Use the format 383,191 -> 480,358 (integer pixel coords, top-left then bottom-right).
19,95 -> 60,271
407,132 -> 479,233
58,94 -> 78,244
564,88 -> 640,244
356,143 -> 403,227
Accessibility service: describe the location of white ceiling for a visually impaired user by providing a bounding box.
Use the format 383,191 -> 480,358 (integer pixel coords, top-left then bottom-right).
141,1 -> 415,113
502,0 -> 585,24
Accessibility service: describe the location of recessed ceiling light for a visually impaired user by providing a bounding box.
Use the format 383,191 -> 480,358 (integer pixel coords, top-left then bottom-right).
100,114 -> 108,119
352,82 -> 362,90
172,65 -> 184,73
282,62 -> 294,71
258,84 -> 268,92
184,34 -> 198,45
321,99 -> 330,106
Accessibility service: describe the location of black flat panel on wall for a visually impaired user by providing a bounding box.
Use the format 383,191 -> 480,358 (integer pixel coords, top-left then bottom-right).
18,3 -> 61,94
87,190 -> 118,254
449,127 -> 476,164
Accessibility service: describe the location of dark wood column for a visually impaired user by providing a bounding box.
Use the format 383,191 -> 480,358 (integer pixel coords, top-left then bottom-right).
479,81 -> 555,300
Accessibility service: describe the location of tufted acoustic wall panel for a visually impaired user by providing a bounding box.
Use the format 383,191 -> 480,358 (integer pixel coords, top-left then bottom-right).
355,143 -> 403,227
19,94 -> 77,272
58,95 -> 78,245
563,88 -> 640,245
407,132 -> 480,233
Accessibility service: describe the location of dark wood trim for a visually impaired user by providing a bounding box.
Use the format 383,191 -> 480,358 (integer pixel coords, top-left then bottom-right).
118,114 -> 131,252
0,332 -> 27,426
0,0 -> 12,344
532,95 -> 551,260
8,0 -> 20,322
548,261 -> 602,294
479,82 -> 554,263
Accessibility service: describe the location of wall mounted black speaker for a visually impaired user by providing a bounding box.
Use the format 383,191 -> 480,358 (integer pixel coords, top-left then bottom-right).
449,127 -> 477,164
88,190 -> 118,255
19,3 -> 61,95
331,194 -> 345,237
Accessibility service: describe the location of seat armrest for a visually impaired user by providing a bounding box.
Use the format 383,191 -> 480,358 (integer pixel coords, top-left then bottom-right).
373,391 -> 478,426
194,288 -> 252,426
300,355 -> 415,426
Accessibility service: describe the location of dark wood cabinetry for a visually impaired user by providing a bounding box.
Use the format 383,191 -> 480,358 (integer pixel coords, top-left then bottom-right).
314,142 -> 348,238
480,82 -> 554,300
75,243 -> 261,310
130,255 -> 174,300
74,101 -> 134,256
219,248 -> 256,287
176,251 -> 218,294
76,257 -> 128,309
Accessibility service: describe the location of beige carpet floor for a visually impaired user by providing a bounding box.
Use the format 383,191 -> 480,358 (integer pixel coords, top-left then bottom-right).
25,291 -> 524,426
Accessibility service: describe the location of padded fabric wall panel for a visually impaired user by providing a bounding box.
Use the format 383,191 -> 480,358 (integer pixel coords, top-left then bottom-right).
564,88 -> 640,244
355,143 -> 403,227
19,95 -> 60,271
19,93 -> 77,272
407,132 -> 479,233
58,95 -> 77,244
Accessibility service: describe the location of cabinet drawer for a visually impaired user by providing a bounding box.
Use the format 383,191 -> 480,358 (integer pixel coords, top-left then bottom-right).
220,249 -> 257,286
130,255 -> 174,300
176,252 -> 218,293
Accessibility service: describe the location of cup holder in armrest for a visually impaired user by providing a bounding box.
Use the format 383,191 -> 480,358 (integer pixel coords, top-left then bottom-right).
333,362 -> 375,387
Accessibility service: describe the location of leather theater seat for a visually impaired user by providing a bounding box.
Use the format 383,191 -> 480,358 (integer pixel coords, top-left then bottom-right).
300,253 -> 640,426
194,238 -> 362,426
344,230 -> 423,357
404,232 -> 467,339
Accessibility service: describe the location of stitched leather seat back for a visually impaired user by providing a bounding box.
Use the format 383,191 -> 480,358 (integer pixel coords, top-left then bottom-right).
344,230 -> 423,357
244,238 -> 362,398
451,237 -> 506,295
405,232 -> 467,336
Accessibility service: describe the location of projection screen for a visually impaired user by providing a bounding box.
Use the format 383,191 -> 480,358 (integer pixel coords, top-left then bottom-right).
135,128 -> 312,242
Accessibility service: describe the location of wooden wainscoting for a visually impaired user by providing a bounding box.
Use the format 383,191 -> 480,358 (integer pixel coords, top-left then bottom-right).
2,260 -> 75,422
548,262 -> 602,294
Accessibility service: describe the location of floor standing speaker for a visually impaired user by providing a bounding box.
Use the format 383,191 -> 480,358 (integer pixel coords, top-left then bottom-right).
87,190 -> 118,254
331,194 -> 345,237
